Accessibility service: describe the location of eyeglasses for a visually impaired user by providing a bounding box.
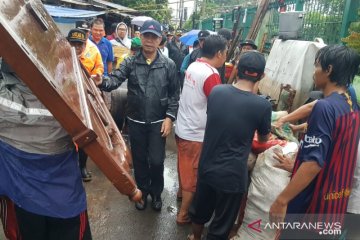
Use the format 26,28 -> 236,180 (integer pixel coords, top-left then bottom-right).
118,29 -> 127,32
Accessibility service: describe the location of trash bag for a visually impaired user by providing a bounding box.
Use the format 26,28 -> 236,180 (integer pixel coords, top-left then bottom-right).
231,145 -> 296,240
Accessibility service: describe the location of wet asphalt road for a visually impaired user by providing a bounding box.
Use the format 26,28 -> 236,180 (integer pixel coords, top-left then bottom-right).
85,133 -> 192,240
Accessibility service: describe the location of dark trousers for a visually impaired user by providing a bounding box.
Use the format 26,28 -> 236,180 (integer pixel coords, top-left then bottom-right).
78,149 -> 87,169
189,180 -> 244,240
14,205 -> 92,240
128,120 -> 166,197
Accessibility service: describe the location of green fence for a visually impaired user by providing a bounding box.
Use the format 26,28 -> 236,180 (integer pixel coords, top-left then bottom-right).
199,0 -> 359,51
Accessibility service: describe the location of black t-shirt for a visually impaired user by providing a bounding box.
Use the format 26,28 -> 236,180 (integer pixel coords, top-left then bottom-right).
198,85 -> 272,193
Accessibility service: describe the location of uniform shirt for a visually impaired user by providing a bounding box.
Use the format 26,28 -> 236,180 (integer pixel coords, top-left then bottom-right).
287,93 -> 360,217
198,85 -> 272,193
89,36 -> 114,76
175,59 -> 221,142
81,39 -> 104,76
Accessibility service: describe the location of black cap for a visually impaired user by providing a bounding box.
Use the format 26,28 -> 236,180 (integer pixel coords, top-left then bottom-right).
198,30 -> 210,40
75,20 -> 90,31
141,20 -> 162,37
237,51 -> 266,82
67,29 -> 86,43
240,39 -> 257,50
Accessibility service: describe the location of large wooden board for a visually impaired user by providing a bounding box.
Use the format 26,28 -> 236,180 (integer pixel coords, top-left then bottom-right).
0,0 -> 141,202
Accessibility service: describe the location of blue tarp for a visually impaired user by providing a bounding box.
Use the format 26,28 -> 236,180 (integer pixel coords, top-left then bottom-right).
44,4 -> 105,18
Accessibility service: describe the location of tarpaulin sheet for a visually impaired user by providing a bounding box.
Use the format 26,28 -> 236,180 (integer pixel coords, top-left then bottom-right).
44,4 -> 105,18
259,39 -> 325,111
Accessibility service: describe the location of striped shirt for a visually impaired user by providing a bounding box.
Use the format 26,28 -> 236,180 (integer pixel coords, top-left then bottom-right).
287,92 -> 360,220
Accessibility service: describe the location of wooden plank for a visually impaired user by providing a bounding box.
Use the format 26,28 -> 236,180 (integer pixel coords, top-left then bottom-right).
0,0 -> 141,202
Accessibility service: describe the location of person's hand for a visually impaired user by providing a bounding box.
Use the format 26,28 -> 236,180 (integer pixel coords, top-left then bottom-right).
269,197 -> 287,224
273,151 -> 294,173
289,123 -> 308,133
161,117 -> 172,137
273,117 -> 286,129
91,73 -> 103,86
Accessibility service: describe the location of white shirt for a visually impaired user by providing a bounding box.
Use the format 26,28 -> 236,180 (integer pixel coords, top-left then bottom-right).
175,59 -> 221,142
159,47 -> 169,58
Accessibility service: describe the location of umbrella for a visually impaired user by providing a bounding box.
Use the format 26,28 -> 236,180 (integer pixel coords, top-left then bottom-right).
179,29 -> 216,46
131,16 -> 153,27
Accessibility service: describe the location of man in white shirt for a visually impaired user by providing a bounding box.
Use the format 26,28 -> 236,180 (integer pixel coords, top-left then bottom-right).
175,35 -> 227,225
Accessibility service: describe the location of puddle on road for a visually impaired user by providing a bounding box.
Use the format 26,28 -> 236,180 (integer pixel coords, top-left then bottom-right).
163,151 -> 178,194
164,166 -> 176,191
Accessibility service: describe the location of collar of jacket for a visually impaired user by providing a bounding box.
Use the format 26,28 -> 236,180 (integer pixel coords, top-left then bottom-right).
134,50 -> 167,67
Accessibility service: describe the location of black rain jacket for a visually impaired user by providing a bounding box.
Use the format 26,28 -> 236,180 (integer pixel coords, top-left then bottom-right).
100,51 -> 179,123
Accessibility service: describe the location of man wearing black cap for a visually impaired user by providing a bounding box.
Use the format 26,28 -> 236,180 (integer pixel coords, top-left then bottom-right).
186,30 -> 210,68
188,51 -> 271,240
67,28 -> 103,82
228,39 -> 258,85
72,23 -> 104,182
100,20 -> 179,212
240,39 -> 257,51
75,20 -> 104,79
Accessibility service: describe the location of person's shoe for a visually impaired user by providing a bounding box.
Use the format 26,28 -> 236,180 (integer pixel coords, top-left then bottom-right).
135,193 -> 148,210
81,168 -> 92,182
151,195 -> 162,211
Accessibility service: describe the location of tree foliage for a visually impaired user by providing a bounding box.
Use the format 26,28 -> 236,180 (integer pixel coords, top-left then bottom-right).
112,0 -> 172,24
199,0 -> 257,19
342,9 -> 360,54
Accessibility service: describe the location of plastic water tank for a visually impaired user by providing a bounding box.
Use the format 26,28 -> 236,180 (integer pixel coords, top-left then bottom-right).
279,11 -> 304,40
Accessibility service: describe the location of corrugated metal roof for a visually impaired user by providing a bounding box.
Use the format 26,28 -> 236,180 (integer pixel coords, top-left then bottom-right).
44,4 -> 106,18
60,0 -> 91,6
92,0 -> 136,13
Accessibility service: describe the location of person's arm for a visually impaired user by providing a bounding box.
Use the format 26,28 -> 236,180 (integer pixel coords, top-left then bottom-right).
273,151 -> 295,172
258,133 -> 270,143
161,60 -> 180,137
180,54 -> 190,74
94,53 -> 104,76
203,73 -> 221,97
107,61 -> 113,75
91,73 -> 102,86
257,103 -> 272,142
107,41 -> 114,74
289,122 -> 308,133
269,161 -> 321,222
274,100 -> 317,128
99,57 -> 131,92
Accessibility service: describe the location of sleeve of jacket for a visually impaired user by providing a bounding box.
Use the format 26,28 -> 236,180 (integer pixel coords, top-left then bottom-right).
166,59 -> 180,121
99,57 -> 131,92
